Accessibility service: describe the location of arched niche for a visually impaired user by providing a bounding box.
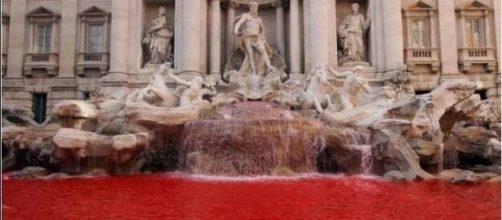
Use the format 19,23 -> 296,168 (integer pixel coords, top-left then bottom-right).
141,0 -> 176,68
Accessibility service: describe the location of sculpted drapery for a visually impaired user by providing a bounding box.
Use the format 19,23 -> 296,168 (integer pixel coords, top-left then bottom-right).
338,3 -> 371,64
144,7 -> 174,64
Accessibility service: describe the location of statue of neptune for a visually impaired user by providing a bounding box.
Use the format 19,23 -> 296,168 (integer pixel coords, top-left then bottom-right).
233,2 -> 276,76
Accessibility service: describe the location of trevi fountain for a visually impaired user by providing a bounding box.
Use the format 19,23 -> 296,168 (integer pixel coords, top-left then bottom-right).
1,0 -> 500,219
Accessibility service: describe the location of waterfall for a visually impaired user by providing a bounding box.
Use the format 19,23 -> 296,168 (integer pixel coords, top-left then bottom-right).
353,145 -> 373,175
178,102 -> 325,176
341,128 -> 374,175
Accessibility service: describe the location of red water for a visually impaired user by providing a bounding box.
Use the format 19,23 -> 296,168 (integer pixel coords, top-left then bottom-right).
2,174 -> 500,220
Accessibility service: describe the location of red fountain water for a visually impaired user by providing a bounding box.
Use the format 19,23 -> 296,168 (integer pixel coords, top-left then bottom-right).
179,102 -> 325,176
2,174 -> 500,220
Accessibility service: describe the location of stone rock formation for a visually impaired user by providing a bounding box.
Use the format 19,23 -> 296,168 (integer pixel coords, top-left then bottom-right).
52,128 -> 149,174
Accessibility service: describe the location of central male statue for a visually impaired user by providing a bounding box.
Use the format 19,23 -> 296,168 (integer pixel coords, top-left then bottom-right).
233,2 -> 276,75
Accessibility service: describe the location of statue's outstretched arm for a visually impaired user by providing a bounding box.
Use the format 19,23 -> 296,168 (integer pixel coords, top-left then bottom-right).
233,15 -> 246,35
329,68 -> 350,78
168,72 -> 191,87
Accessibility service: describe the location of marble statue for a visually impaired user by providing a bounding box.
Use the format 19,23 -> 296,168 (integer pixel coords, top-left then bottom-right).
233,2 -> 276,76
168,72 -> 217,109
211,70 -> 248,107
337,66 -> 372,109
411,20 -> 426,48
298,65 -> 337,110
338,3 -> 371,65
312,66 -> 371,113
143,7 -> 174,64
126,63 -> 178,107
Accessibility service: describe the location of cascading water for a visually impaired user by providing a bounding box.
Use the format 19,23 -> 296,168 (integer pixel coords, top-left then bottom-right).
341,128 -> 374,175
178,102 -> 325,176
353,145 -> 373,175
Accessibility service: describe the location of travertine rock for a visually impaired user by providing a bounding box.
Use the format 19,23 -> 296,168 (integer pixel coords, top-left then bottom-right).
124,103 -> 199,130
52,100 -> 99,130
371,127 -> 434,180
52,128 -> 150,174
52,100 -> 99,119
439,169 -> 498,184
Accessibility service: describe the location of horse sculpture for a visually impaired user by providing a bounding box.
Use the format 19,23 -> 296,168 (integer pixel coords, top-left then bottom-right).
312,66 -> 372,113
126,63 -> 178,108
298,65 -> 337,110
338,71 -> 372,110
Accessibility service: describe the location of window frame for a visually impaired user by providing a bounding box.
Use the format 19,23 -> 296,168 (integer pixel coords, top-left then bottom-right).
35,23 -> 52,53
85,23 -> 105,53
79,7 -> 110,54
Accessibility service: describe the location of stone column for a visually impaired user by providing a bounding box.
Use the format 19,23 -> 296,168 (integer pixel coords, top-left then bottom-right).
306,0 -> 330,70
108,0 -> 130,79
496,0 -> 501,74
100,0 -> 130,99
209,0 -> 222,76
488,0 -> 501,110
176,0 -> 203,78
289,0 -> 302,75
225,0 -> 239,59
382,0 -> 404,70
438,0 -> 461,80
273,0 -> 286,57
6,0 -> 27,78
59,0 -> 78,77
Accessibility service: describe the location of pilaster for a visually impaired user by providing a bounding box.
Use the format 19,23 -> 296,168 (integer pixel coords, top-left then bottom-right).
438,0 -> 462,81
59,0 -> 78,78
382,0 -> 404,70
273,0 -> 286,57
305,0 -> 330,71
288,0 -> 302,75
175,0 -> 205,78
209,0 -> 222,76
6,0 -> 27,78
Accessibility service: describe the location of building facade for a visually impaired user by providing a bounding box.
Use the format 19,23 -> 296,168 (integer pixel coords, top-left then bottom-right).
1,0 -> 500,122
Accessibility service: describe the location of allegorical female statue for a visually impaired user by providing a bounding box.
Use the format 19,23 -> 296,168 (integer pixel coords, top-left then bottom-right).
143,7 -> 174,64
338,3 -> 371,65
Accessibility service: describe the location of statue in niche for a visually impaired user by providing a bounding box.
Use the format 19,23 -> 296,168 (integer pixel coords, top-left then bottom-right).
411,20 -> 426,48
225,1 -> 286,76
143,6 -> 174,65
338,3 -> 370,65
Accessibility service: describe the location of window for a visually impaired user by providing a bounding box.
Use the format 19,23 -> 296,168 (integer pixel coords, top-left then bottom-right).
410,19 -> 429,48
83,91 -> 91,100
32,93 -> 47,123
87,24 -> 104,52
36,24 -> 52,53
465,18 -> 485,48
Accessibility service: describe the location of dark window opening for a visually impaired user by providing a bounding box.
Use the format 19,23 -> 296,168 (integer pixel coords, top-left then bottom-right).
32,93 -> 47,123
83,91 -> 91,100
475,90 -> 488,100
